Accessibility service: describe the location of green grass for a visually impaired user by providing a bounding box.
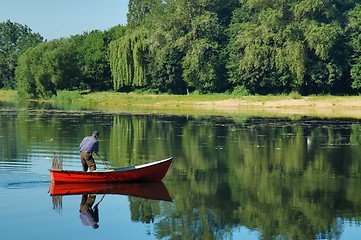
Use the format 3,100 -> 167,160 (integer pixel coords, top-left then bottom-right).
2,90 -> 361,118
0,90 -> 18,101
77,91 -> 296,106
73,91 -> 361,119
51,90 -> 82,101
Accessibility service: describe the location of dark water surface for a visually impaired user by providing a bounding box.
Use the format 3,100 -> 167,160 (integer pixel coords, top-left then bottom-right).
1,104 -> 361,239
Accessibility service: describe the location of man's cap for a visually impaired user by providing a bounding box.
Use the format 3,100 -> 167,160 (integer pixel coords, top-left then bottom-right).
92,131 -> 100,136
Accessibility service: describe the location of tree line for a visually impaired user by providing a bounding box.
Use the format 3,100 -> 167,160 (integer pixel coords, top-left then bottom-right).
2,0 -> 361,98
15,26 -> 126,99
0,20 -> 43,89
0,19 -> 126,98
111,0 -> 361,95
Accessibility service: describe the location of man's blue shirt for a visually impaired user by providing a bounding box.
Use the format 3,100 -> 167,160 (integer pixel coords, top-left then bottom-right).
80,136 -> 99,153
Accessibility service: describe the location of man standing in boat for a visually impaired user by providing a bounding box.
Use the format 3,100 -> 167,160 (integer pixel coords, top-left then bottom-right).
79,130 -> 101,172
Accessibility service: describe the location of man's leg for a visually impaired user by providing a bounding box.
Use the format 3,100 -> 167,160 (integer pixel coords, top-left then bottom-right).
87,155 -> 97,172
80,152 -> 89,172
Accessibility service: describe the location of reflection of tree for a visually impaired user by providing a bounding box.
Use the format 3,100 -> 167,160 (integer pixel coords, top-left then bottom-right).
129,197 -> 160,224
154,117 -> 361,239
108,115 -> 182,167
0,108 -> 115,165
0,109 -> 18,160
4,108 -> 361,239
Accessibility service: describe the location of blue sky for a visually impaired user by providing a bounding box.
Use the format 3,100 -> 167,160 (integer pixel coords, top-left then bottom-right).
0,0 -> 129,40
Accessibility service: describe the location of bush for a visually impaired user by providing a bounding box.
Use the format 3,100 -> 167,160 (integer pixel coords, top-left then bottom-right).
134,87 -> 159,94
289,91 -> 302,99
231,86 -> 250,96
52,90 -> 82,101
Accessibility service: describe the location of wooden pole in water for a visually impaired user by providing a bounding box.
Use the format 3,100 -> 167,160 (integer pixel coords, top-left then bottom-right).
52,152 -> 63,170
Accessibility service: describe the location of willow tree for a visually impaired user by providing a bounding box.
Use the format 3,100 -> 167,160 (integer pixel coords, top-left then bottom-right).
108,0 -> 162,91
109,28 -> 148,91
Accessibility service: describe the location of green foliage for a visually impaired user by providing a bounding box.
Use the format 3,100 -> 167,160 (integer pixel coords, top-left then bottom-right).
289,91 -> 302,99
51,90 -> 82,101
227,0 -> 352,95
72,25 -> 126,92
181,11 -> 227,93
0,20 -> 43,89
16,26 -> 126,99
231,85 -> 250,96
109,27 -> 148,90
348,4 -> 361,89
304,21 -> 343,60
143,1 -> 189,94
133,87 -> 159,94
74,31 -> 111,91
111,0 -> 231,94
16,39 -> 79,99
127,0 -> 162,28
11,0 -> 361,97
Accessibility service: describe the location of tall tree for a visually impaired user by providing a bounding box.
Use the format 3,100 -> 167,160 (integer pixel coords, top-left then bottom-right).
110,0 -> 162,91
127,0 -> 162,28
0,20 -> 43,89
75,30 -> 113,91
110,27 -> 148,90
143,0 -> 189,93
111,0 -> 234,93
227,0 -> 354,95
16,26 -> 126,99
347,3 -> 361,90
16,39 -> 79,99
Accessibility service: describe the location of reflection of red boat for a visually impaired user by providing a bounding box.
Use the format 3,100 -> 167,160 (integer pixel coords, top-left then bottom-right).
50,157 -> 173,183
49,181 -> 172,201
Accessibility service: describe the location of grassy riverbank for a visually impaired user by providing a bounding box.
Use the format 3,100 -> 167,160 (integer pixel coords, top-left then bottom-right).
0,90 -> 18,101
2,90 -> 361,118
78,92 -> 361,118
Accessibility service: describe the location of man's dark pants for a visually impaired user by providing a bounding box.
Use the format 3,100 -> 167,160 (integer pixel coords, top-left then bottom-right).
80,152 -> 96,172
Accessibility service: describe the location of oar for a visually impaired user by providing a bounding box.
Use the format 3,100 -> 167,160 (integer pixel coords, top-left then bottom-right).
96,194 -> 106,205
94,194 -> 106,209
98,156 -> 111,170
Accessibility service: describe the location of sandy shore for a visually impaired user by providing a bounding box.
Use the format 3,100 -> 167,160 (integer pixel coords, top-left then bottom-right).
1,90 -> 361,118
92,94 -> 361,118
186,97 -> 361,118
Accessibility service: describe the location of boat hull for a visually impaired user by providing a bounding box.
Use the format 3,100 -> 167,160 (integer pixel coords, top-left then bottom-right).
50,157 -> 173,183
49,181 -> 172,201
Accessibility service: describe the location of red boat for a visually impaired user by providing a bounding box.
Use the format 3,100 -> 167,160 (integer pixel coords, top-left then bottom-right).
49,157 -> 173,183
49,181 -> 172,201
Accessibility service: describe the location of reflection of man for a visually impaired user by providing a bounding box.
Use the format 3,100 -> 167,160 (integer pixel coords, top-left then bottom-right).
79,194 -> 99,229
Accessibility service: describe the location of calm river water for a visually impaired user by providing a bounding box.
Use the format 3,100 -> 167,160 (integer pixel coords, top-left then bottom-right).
1,102 -> 361,239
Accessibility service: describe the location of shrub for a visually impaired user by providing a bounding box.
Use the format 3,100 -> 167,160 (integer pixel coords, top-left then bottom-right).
289,91 -> 302,99
232,86 -> 250,96
52,90 -> 81,101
